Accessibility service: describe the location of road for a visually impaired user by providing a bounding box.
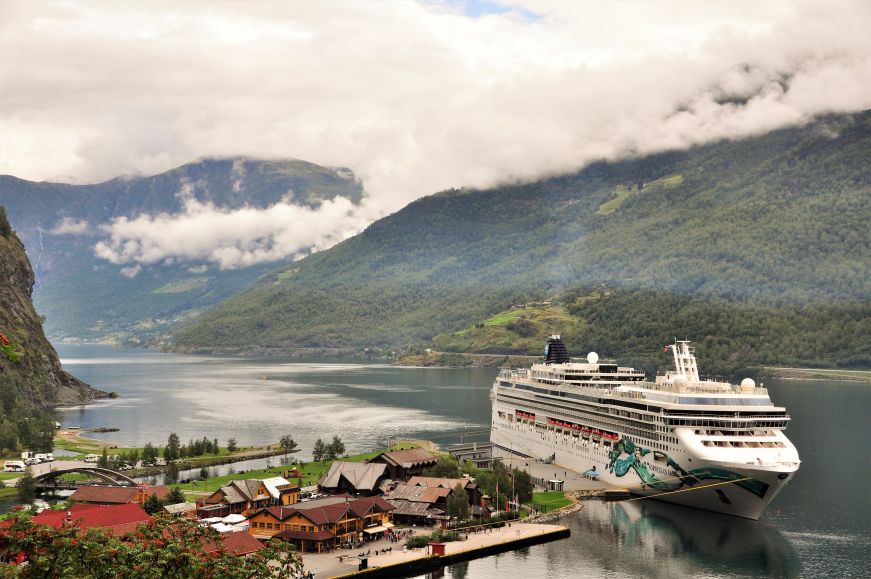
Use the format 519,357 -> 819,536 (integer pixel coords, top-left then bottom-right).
4,459 -> 100,486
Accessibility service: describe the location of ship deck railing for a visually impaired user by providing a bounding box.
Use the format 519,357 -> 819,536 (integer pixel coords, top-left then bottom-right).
499,370 -> 768,396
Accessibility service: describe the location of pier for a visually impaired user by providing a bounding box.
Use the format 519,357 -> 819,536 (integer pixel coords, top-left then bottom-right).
498,455 -> 630,497
299,523 -> 569,579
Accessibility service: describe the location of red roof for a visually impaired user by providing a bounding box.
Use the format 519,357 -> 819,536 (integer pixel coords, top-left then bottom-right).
1,504 -> 152,536
70,486 -> 138,504
70,485 -> 171,505
261,496 -> 394,525
203,531 -> 265,556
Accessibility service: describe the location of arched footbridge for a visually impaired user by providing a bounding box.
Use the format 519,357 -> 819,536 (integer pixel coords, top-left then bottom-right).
34,467 -> 138,491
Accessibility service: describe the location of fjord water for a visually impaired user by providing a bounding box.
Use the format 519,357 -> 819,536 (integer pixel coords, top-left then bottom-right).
55,345 -> 870,577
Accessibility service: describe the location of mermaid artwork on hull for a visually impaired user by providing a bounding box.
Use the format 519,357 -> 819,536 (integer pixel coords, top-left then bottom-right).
607,437 -> 770,498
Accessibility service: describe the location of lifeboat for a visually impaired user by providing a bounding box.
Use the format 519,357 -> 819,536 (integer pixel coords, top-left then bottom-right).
591,429 -> 603,439
603,432 -> 619,441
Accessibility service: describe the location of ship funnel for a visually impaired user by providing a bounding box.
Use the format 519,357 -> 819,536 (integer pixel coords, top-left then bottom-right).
544,335 -> 570,364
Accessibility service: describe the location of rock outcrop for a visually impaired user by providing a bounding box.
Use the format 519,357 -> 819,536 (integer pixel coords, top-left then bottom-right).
0,207 -> 105,406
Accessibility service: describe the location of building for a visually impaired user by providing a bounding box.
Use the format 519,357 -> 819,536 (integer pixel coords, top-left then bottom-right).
381,484 -> 449,525
0,503 -> 151,537
247,496 -> 395,553
199,479 -> 276,518
163,502 -> 198,518
407,476 -> 480,506
70,484 -> 170,506
318,462 -> 390,496
202,531 -> 264,557
367,449 -> 437,481
261,476 -> 300,505
446,441 -> 493,469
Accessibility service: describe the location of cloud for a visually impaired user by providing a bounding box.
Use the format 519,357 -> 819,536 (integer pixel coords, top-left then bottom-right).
1,0 -> 869,266
120,265 -> 141,278
49,217 -> 91,236
94,194 -> 368,269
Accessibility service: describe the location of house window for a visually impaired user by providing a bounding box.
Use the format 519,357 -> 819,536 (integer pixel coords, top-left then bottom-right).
267,523 -> 273,529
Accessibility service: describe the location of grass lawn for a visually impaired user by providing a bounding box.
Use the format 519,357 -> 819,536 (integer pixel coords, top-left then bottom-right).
0,473 -> 21,481
531,491 -> 572,512
170,444 -> 418,494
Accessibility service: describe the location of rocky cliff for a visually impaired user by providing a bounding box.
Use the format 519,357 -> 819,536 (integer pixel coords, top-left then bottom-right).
0,206 -> 105,406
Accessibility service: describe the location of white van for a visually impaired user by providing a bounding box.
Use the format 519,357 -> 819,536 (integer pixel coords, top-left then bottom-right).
3,461 -> 26,472
84,454 -> 99,463
34,454 -> 48,463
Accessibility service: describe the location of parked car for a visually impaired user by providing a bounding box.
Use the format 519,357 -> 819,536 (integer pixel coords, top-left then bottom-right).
83,454 -> 99,463
25,457 -> 41,466
118,463 -> 134,471
34,454 -> 48,463
43,453 -> 54,462
3,461 -> 26,472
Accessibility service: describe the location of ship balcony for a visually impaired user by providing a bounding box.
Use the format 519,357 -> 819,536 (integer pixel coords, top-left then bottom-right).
675,427 -> 799,468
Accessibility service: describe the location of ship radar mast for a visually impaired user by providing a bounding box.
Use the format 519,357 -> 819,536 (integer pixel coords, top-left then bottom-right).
669,340 -> 700,382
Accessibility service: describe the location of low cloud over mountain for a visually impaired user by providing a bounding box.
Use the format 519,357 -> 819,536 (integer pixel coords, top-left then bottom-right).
2,1 -> 869,269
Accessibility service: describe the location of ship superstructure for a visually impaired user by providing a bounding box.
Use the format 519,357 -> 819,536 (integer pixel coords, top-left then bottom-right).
490,336 -> 800,519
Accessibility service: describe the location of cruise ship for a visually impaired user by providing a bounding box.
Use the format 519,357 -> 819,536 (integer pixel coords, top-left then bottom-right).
490,336 -> 800,519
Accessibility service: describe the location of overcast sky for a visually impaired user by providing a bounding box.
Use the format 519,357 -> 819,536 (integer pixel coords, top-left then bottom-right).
2,0 -> 869,269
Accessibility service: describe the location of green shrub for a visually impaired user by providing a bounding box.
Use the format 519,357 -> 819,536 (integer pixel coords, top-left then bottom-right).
0,207 -> 10,237
405,535 -> 429,549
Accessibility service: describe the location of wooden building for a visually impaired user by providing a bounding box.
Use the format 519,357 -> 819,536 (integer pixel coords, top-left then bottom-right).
317,462 -> 390,496
247,496 -> 395,553
70,484 -> 170,507
261,476 -> 300,505
407,476 -> 480,506
367,449 -> 437,482
198,479 -> 277,518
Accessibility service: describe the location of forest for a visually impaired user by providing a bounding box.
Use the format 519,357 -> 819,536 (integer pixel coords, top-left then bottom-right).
173,112 -> 870,371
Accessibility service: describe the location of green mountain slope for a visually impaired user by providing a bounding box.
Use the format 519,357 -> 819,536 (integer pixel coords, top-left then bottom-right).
175,112 -> 870,367
0,158 -> 363,343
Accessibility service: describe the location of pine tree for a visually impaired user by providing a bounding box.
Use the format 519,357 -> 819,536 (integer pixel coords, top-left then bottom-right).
327,435 -> 345,460
17,468 -> 36,503
446,483 -> 470,520
166,486 -> 186,505
142,493 -> 163,515
312,438 -> 326,462
166,432 -> 180,461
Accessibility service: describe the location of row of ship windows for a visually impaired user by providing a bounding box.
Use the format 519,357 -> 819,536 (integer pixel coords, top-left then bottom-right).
512,403 -> 658,442
669,419 -> 788,428
701,440 -> 786,448
500,393 -> 654,433
694,429 -> 778,437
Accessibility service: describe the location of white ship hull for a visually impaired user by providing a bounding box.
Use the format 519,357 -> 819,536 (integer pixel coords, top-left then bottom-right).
491,408 -> 797,520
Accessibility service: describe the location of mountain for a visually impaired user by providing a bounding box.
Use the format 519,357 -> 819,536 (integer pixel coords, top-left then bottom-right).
0,207 -> 103,407
173,112 -> 870,372
0,158 -> 364,343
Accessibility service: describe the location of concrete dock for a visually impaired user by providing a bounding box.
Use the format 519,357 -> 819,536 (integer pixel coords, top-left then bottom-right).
499,455 -> 625,493
300,523 -> 569,579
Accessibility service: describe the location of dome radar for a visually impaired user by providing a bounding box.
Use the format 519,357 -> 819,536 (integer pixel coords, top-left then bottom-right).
741,378 -> 756,393
586,352 -> 599,364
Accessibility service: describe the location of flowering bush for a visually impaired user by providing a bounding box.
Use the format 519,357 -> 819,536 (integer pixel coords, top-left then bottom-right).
0,513 -> 303,578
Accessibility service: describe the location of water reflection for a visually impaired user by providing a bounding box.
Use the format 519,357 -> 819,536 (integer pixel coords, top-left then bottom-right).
425,500 -> 800,579
580,500 -> 800,577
